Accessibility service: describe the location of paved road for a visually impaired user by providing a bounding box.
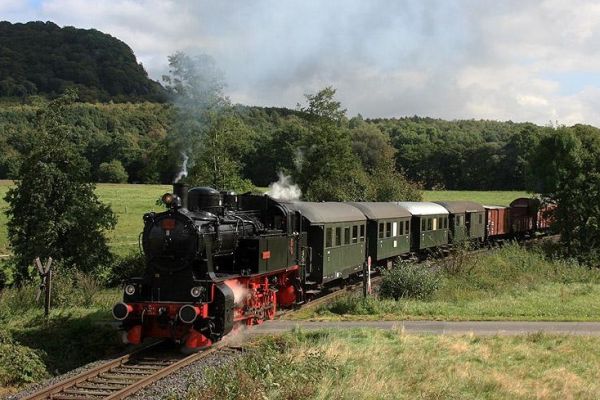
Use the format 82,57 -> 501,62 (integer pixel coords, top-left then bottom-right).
249,320 -> 600,336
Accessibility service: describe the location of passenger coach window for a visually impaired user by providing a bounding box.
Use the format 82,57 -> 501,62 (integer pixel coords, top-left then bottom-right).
386,222 -> 392,237
421,219 -> 426,231
379,223 -> 384,238
326,227 -> 333,248
427,218 -> 433,231
444,218 -> 448,229
405,221 -> 409,233
360,225 -> 365,242
479,214 -> 483,224
335,227 -> 342,246
344,227 -> 351,245
352,226 -> 358,243
399,222 -> 403,236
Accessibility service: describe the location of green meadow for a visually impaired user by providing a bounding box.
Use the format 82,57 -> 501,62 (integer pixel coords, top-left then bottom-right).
0,181 -> 528,256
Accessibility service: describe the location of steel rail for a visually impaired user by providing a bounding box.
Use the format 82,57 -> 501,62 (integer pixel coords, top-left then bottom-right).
22,342 -> 237,400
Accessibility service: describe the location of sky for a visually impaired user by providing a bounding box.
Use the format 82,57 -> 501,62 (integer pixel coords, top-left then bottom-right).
2,0 -> 600,125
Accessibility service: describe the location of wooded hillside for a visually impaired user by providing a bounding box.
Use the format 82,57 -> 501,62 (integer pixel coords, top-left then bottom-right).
0,21 -> 165,102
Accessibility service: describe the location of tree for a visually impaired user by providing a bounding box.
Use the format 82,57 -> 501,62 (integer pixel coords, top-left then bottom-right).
295,87 -> 369,201
98,160 -> 128,183
529,125 -> 600,262
163,52 -> 254,191
4,90 -> 116,282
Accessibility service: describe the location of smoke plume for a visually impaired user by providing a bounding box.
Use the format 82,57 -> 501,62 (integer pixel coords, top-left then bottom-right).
266,172 -> 302,201
174,152 -> 189,183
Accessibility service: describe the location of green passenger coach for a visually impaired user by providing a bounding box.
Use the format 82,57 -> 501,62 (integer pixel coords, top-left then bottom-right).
394,202 -> 449,251
284,202 -> 366,284
347,202 -> 411,265
434,201 -> 486,243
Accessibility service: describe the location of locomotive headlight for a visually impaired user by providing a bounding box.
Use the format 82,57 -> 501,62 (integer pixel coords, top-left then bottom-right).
190,286 -> 203,298
125,284 -> 136,296
161,192 -> 174,205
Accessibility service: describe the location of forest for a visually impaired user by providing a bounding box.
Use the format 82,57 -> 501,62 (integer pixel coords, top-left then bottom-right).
0,21 -> 165,102
0,96 -> 593,191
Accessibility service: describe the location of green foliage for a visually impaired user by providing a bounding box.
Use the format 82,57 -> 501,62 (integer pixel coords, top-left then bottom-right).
0,333 -> 48,387
530,125 -> 600,263
97,160 -> 128,183
98,252 -> 146,287
4,90 -> 116,282
164,52 -> 255,192
379,261 -> 441,300
0,21 -> 166,102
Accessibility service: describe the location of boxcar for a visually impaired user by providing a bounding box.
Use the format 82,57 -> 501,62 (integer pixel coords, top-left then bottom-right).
284,202 -> 366,284
484,205 -> 511,238
434,201 -> 485,243
394,202 -> 449,251
509,198 -> 540,235
347,202 -> 411,265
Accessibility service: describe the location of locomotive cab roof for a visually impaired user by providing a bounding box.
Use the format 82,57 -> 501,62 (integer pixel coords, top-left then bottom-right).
283,201 -> 366,223
393,202 -> 449,216
346,202 -> 412,219
433,201 -> 485,214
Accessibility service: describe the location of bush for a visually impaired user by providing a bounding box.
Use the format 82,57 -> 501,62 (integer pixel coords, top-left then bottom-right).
98,252 -> 146,287
97,160 -> 128,183
0,331 -> 48,387
379,262 -> 441,300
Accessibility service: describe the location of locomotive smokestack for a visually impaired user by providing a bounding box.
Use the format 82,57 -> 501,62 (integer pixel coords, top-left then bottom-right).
173,183 -> 188,209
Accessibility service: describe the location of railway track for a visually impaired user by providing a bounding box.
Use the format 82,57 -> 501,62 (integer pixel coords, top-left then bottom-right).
22,342 -> 243,400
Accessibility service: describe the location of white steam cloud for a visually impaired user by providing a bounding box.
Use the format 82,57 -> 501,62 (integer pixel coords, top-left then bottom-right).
266,172 -> 302,201
174,152 -> 189,183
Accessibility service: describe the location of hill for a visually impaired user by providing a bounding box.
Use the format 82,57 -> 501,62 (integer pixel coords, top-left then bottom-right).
0,21 -> 166,102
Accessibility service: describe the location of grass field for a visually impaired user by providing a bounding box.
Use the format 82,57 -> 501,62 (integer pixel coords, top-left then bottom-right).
0,181 -> 529,256
291,244 -> 600,322
0,181 -> 170,256
193,329 -> 600,399
423,190 -> 530,206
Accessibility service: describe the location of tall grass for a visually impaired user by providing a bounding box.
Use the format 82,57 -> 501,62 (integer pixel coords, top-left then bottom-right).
302,243 -> 600,321
191,329 -> 600,400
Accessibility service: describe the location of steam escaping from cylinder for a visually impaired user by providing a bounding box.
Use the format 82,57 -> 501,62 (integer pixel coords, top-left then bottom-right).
224,280 -> 249,305
266,172 -> 302,201
174,152 -> 189,183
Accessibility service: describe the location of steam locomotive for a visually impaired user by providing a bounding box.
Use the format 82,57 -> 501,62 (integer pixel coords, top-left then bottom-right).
112,184 -> 306,352
112,183 -> 552,352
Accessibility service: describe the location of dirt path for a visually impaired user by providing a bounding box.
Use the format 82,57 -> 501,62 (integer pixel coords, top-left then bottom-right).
249,320 -> 600,336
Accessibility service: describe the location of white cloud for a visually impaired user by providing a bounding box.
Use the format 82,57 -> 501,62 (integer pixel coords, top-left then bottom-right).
4,0 -> 600,125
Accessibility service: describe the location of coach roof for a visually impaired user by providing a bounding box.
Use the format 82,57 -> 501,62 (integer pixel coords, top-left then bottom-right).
393,202 -> 449,216
434,201 -> 485,214
347,202 -> 412,219
284,201 -> 366,223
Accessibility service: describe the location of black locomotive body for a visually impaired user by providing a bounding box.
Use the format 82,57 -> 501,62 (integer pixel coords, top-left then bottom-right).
113,184 -> 305,351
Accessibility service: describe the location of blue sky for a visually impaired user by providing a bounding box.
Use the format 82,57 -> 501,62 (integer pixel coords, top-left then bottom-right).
2,0 -> 600,125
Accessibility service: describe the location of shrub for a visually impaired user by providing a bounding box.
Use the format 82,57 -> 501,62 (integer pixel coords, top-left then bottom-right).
98,252 -> 146,287
379,262 -> 441,300
97,160 -> 128,183
0,332 -> 48,387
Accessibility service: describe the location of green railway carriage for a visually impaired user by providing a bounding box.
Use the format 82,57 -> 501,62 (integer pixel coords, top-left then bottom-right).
434,201 -> 486,243
394,202 -> 449,251
347,202 -> 411,264
284,202 -> 367,284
